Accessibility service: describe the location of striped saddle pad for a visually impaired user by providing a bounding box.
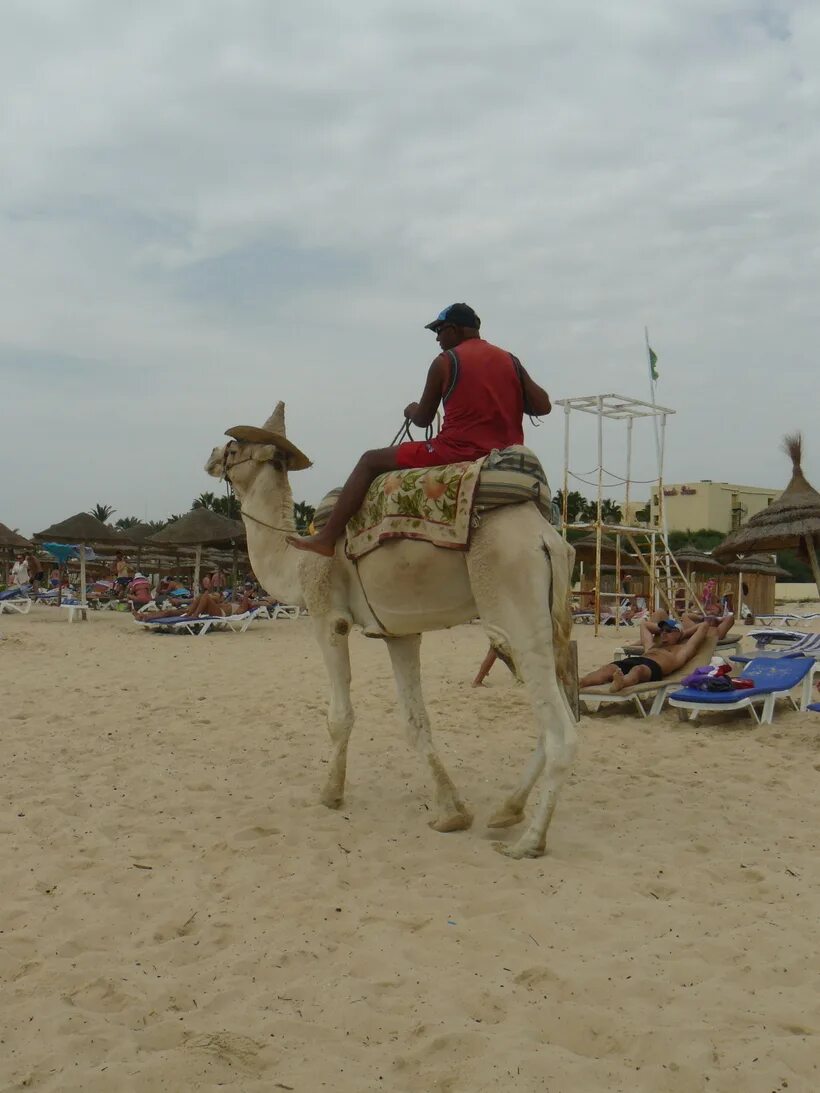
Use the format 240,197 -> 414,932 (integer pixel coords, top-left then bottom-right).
313,445 -> 555,560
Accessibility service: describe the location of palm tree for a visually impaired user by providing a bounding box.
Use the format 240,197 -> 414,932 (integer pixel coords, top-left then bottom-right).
115,516 -> 141,529
293,501 -> 316,532
213,494 -> 241,519
89,503 -> 115,523
600,499 -> 623,524
192,492 -> 218,510
143,519 -> 167,533
552,490 -> 592,523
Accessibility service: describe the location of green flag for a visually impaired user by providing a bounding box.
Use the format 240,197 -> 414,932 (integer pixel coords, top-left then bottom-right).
648,346 -> 659,381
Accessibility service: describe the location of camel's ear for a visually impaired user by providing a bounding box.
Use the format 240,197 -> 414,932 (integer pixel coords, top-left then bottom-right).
252,445 -> 278,463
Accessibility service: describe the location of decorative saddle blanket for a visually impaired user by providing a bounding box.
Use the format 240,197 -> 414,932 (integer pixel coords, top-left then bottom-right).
313,445 -> 554,561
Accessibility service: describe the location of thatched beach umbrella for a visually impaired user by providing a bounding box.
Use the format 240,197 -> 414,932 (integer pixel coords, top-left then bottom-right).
148,510 -> 245,592
714,433 -> 820,595
34,512 -> 121,609
723,555 -> 792,618
674,545 -> 724,576
571,532 -> 627,565
0,522 -> 32,585
723,555 -> 791,580
0,522 -> 31,549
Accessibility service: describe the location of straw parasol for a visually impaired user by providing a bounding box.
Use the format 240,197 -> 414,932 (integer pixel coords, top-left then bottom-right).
723,555 -> 791,580
148,510 -> 246,592
34,512 -> 121,610
0,522 -> 33,586
713,433 -> 820,594
673,545 -> 724,574
0,522 -> 31,549
571,532 -> 630,564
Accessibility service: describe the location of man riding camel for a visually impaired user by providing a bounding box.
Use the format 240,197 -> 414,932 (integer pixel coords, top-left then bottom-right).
288,303 -> 552,556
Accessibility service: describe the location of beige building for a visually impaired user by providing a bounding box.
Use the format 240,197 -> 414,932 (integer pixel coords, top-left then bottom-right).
648,481 -> 780,534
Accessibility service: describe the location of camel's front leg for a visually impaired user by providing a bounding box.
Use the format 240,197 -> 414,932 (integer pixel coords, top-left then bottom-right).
314,616 -> 355,809
385,635 -> 472,833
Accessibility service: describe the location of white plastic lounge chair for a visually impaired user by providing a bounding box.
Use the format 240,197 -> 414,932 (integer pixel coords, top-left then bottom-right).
581,633 -> 719,719
0,597 -> 32,615
754,612 -> 816,628
134,614 -> 218,636
270,603 -> 302,620
667,656 -> 816,725
747,628 -> 812,650
221,609 -> 260,633
134,609 -> 259,637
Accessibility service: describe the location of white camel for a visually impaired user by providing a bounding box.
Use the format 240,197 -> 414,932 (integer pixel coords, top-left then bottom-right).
206,403 -> 577,858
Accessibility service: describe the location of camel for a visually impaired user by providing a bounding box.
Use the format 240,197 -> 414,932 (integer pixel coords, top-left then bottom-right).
205,403 -> 577,858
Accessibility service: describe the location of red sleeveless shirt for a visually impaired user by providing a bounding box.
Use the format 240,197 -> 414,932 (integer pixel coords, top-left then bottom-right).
437,338 -> 525,459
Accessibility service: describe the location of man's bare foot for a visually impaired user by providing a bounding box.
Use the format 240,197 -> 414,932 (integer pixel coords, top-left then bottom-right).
286,534 -> 336,558
609,667 -> 627,693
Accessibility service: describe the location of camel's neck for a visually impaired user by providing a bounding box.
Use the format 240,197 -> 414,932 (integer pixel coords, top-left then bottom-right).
237,465 -> 303,605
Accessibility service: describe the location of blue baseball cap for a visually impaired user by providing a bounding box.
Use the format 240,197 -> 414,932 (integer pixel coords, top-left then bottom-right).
658,619 -> 681,632
424,303 -> 481,332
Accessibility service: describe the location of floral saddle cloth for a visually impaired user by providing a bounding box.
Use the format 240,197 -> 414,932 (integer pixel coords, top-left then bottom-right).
314,445 -> 555,561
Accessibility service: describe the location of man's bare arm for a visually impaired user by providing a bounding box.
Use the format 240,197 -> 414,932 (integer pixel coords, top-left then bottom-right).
671,622 -> 710,668
519,364 -> 551,416
404,356 -> 446,427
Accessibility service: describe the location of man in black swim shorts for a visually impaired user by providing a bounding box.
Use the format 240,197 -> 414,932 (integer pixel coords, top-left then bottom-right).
579,613 -> 735,693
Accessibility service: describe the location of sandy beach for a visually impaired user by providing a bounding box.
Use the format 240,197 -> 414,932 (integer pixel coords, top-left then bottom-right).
1,607 -> 819,1092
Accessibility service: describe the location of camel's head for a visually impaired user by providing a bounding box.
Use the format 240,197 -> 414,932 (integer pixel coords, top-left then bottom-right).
204,401 -> 311,496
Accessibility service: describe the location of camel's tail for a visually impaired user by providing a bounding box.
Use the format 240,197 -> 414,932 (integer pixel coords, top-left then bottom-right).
542,524 -> 575,691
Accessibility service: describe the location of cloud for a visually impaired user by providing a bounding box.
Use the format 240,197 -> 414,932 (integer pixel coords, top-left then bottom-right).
1,0 -> 818,534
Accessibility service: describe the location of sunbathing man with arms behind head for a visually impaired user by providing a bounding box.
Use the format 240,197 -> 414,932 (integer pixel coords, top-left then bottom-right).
579,611 -> 735,693
142,591 -> 258,622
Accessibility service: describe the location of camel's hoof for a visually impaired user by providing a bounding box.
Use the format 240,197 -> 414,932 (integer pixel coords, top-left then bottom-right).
486,807 -> 525,829
429,809 -> 473,833
493,840 -> 544,860
320,792 -> 344,810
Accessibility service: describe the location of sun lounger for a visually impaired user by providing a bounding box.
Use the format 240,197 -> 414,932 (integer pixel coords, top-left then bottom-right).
270,603 -> 303,620
729,634 -> 820,705
754,613 -> 818,628
134,609 -> 260,637
0,596 -> 32,615
747,628 -> 813,649
581,633 -> 720,719
732,632 -> 820,661
808,703 -> 820,713
667,656 -> 816,725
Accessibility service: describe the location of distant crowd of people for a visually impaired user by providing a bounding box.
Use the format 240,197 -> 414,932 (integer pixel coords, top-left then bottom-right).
6,549 -> 268,619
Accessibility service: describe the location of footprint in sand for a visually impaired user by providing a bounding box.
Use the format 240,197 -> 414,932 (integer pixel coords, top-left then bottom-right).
233,825 -> 281,841
185,1031 -> 268,1076
64,977 -> 139,1014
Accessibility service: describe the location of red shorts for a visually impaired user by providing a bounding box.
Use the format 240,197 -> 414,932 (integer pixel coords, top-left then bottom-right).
394,438 -> 482,470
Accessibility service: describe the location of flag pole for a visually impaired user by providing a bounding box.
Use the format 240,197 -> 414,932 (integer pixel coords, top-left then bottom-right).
645,327 -> 673,609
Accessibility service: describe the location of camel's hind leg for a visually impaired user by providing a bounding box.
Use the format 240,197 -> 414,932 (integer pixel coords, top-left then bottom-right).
314,616 -> 355,809
385,635 -> 472,833
467,520 -> 577,858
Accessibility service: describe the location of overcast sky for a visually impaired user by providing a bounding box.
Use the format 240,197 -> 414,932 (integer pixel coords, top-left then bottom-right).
2,0 -> 818,535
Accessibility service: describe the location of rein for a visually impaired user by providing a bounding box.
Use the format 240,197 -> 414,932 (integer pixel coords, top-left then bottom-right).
221,447 -> 295,537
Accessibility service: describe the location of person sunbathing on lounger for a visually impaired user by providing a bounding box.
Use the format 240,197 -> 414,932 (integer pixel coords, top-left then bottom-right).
143,592 -> 257,622
579,611 -> 735,692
